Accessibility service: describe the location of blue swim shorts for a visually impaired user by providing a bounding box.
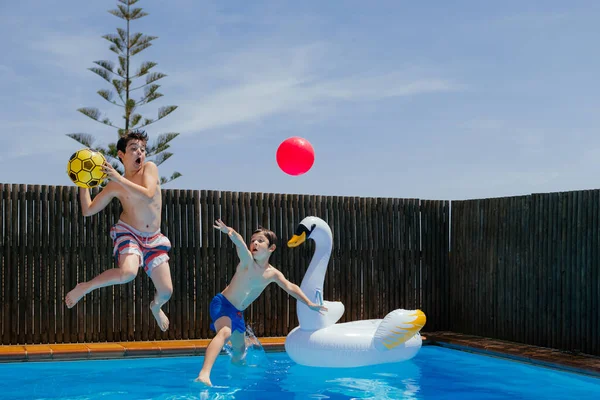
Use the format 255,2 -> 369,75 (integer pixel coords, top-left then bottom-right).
209,293 -> 246,334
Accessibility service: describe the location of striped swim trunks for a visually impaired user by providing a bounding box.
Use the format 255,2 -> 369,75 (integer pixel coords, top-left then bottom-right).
110,220 -> 171,276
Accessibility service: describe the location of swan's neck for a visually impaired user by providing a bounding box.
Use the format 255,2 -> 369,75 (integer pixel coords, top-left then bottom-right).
300,235 -> 332,300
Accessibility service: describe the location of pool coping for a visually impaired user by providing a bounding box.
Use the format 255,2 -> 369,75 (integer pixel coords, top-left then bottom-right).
0,337 -> 286,362
424,332 -> 600,378
1,332 -> 599,378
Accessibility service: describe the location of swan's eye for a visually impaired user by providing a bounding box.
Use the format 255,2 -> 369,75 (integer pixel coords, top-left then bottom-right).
310,224 -> 316,232
295,224 -> 311,236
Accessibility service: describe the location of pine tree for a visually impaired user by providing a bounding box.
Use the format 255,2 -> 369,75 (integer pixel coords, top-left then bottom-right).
67,0 -> 181,184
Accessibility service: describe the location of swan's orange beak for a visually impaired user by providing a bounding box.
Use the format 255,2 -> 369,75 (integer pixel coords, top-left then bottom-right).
287,232 -> 306,248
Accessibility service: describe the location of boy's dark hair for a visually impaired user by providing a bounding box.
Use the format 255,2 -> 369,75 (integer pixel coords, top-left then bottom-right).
116,130 -> 149,162
253,226 -> 277,247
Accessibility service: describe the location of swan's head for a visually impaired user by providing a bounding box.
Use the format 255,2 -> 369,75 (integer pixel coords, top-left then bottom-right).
287,216 -> 332,248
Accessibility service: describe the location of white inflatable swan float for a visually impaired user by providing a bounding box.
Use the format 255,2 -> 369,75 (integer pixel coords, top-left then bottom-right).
285,216 -> 426,367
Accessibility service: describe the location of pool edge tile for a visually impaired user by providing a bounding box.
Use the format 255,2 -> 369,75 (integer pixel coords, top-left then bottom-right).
86,343 -> 127,359
156,340 -> 197,356
24,345 -> 53,361
0,345 -> 27,361
119,341 -> 161,357
49,344 -> 91,360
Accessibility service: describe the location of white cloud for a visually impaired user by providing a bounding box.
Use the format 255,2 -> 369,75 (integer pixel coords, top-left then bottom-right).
28,33 -> 108,76
168,43 -> 462,135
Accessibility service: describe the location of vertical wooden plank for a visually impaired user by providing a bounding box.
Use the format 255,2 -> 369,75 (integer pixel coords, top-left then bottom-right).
581,191 -> 590,353
569,191 -> 578,350
442,200 -> 450,330
265,192 -> 275,337
280,194 -> 289,331
288,194 -> 298,326
53,185 -> 63,344
275,193 -> 285,336
469,200 -> 477,334
509,196 -> 518,342
32,185 -> 42,344
451,200 -> 459,332
362,197 -> 372,320
549,193 -> 558,348
57,187 -> 69,343
73,186 -> 85,343
182,188 -> 191,339
561,192 -> 571,350
351,196 -> 361,320
2,185 -> 12,344
539,194 -> 547,347
592,190 -> 599,354
16,184 -> 25,344
380,197 -> 389,314
70,187 -> 80,342
325,196 -> 334,305
24,186 -> 34,343
180,189 -> 190,339
548,193 -> 557,348
353,196 -> 363,318
449,200 -> 458,332
572,191 -> 581,352
192,190 -> 201,339
46,186 -> 56,344
337,196 -> 349,319
208,190 -> 217,337
172,188 -> 182,340
500,197 -> 508,340
408,199 -> 417,313
184,189 -> 193,339
84,191 -> 95,342
455,200 -> 464,333
200,190 -> 209,339
384,197 -> 393,315
0,184 -> 4,342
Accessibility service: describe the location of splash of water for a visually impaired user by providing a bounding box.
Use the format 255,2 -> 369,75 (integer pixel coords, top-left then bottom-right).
222,325 -> 268,367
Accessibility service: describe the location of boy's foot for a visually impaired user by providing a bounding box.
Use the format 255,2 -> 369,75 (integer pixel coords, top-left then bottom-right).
65,283 -> 89,308
195,373 -> 212,387
150,301 -> 170,331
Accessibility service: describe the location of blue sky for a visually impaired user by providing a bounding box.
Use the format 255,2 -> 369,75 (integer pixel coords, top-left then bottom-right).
1,0 -> 599,200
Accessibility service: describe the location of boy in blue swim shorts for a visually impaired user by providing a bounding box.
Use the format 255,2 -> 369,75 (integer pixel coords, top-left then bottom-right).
196,219 -> 327,387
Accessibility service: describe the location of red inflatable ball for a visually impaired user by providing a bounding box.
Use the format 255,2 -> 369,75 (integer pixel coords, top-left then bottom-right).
276,137 -> 315,176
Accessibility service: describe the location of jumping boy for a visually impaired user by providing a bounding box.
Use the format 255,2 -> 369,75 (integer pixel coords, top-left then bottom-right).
196,219 -> 327,386
64,130 -> 173,331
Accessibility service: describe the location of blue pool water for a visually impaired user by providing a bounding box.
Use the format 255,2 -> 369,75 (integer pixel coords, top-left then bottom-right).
0,346 -> 598,399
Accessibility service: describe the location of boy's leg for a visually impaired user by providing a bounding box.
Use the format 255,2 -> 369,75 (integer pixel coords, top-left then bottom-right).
229,330 -> 247,364
196,316 -> 232,386
148,262 -> 173,331
65,254 -> 139,308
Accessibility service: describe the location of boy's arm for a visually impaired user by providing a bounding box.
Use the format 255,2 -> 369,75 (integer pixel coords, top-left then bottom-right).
103,161 -> 159,199
213,219 -> 253,267
270,270 -> 328,312
79,185 -> 117,217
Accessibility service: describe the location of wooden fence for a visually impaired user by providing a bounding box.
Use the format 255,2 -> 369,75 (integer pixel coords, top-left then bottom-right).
450,190 -> 599,356
0,183 -> 449,345
3,183 -> 596,357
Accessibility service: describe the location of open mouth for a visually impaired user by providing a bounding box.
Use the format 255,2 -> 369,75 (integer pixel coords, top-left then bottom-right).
135,157 -> 142,166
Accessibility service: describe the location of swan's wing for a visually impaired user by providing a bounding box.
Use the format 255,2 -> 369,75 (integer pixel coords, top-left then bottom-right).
373,309 -> 426,351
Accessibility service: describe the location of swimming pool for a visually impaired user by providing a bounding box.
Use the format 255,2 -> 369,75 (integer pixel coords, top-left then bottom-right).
0,346 -> 598,399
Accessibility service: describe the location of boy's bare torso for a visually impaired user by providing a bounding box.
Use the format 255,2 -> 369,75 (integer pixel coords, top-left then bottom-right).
109,165 -> 162,232
222,262 -> 277,310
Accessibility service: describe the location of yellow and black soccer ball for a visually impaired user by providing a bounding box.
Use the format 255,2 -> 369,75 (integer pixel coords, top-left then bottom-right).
66,148 -> 108,188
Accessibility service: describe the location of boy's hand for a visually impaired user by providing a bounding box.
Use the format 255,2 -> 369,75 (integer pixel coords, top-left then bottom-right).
102,162 -> 121,182
308,302 -> 328,314
213,219 -> 232,235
